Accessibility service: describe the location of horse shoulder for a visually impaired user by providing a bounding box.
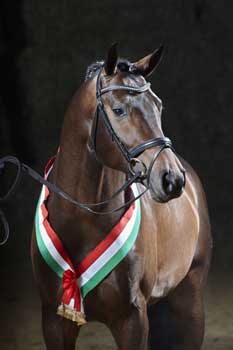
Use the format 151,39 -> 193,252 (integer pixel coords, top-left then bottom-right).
140,157 -> 211,301
179,157 -> 212,276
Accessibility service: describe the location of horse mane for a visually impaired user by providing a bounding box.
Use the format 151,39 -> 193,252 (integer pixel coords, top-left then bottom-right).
84,58 -> 134,81
85,61 -> 104,81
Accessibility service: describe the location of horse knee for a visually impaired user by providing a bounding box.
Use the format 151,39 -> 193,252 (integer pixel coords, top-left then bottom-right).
110,298 -> 149,350
42,304 -> 79,350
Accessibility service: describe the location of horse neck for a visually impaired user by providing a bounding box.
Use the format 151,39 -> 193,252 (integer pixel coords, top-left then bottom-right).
48,83 -> 126,254
55,141 -> 126,215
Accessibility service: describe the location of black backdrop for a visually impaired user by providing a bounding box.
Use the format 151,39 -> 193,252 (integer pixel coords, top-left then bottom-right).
0,0 -> 232,347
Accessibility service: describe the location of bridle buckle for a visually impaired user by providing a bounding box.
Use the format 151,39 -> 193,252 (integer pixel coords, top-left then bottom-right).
129,158 -> 147,179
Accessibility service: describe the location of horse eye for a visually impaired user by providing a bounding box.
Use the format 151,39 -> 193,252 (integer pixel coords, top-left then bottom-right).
112,108 -> 126,117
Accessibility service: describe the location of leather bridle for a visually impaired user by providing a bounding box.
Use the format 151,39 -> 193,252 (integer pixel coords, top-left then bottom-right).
92,65 -> 173,190
0,62 -> 175,243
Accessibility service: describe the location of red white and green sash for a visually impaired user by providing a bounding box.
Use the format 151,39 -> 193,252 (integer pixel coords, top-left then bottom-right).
35,157 -> 141,326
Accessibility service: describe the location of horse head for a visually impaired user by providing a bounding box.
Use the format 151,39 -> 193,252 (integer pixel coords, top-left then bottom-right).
81,44 -> 186,204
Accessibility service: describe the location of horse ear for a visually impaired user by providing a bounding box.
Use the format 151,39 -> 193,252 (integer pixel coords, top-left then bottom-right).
104,42 -> 119,75
133,45 -> 164,77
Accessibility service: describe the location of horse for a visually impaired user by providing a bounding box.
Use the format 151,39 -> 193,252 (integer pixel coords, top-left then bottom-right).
31,43 -> 212,350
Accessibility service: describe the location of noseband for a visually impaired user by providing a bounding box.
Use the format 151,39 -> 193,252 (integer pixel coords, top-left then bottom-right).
92,66 -> 173,188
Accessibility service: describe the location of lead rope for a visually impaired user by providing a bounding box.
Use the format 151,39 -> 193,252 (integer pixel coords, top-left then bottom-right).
0,156 -> 22,245
0,209 -> 9,246
0,155 -> 148,245
0,66 -> 173,244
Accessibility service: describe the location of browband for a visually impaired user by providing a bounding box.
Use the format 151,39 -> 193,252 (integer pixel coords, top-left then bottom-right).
97,82 -> 151,97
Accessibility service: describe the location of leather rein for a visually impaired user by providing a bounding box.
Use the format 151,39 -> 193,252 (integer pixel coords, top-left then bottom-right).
0,64 -> 173,244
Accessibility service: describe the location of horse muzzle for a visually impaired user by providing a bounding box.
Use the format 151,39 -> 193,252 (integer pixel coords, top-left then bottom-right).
149,169 -> 186,203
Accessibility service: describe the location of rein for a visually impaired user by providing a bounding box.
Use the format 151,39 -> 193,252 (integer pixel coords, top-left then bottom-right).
0,64 -> 173,244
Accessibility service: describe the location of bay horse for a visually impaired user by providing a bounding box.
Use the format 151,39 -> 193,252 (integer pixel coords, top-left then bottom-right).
31,44 -> 212,350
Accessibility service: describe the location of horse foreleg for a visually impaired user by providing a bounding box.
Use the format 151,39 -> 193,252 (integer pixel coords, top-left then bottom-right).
166,264 -> 208,350
109,297 -> 149,350
42,303 -> 80,350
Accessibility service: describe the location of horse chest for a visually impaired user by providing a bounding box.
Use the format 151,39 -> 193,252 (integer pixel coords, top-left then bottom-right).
141,192 -> 200,300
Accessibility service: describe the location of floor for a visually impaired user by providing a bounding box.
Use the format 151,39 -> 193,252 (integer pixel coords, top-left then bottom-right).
0,256 -> 232,350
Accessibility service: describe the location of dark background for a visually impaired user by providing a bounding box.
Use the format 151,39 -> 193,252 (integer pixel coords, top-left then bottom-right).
0,1 -> 232,349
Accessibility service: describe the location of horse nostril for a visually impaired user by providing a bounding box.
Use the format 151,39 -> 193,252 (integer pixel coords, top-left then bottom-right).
162,171 -> 185,197
163,172 -> 175,195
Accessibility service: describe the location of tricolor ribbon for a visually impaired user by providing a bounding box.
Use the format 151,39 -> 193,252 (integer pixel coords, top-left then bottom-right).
35,155 -> 141,326
57,269 -> 86,326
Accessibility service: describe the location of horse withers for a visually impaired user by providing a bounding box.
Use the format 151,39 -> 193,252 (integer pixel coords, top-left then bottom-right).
31,44 -> 212,350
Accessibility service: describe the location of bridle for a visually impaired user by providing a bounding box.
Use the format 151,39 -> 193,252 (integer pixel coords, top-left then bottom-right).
0,63 -> 174,244
92,65 -> 173,190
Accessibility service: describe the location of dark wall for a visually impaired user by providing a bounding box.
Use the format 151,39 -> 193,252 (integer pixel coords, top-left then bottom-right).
0,0 -> 232,264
